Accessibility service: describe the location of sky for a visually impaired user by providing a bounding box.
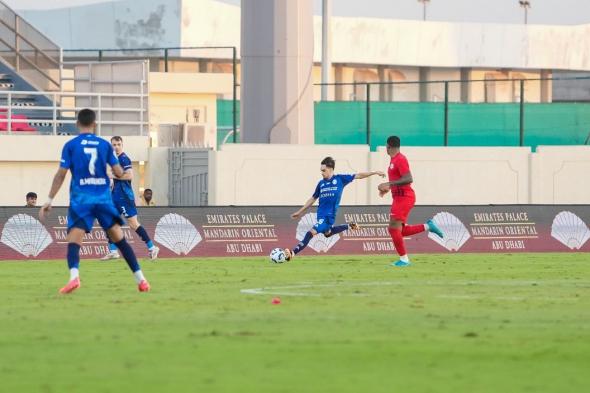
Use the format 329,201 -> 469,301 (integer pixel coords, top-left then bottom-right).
5,0 -> 590,25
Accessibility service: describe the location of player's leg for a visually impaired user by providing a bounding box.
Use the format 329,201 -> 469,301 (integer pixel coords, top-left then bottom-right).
388,196 -> 414,267
401,220 -> 444,238
97,204 -> 150,291
325,221 -> 359,237
101,200 -> 124,260
127,214 -> 159,260
101,232 -> 120,260
285,216 -> 334,260
59,206 -> 94,293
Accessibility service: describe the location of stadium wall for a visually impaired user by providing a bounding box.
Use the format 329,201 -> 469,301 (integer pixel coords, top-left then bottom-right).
1,139 -> 589,206
208,145 -> 532,206
0,136 -> 151,207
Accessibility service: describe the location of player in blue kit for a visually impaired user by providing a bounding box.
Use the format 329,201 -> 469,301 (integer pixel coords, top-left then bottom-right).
101,136 -> 159,261
284,157 -> 385,260
39,109 -> 150,294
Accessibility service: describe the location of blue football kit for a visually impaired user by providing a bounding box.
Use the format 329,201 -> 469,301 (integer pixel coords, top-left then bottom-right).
60,134 -> 123,233
112,152 -> 137,218
311,174 -> 355,234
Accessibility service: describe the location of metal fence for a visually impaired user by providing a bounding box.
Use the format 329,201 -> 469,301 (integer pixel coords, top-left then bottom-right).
63,46 -> 239,143
0,90 -> 148,135
312,77 -> 590,149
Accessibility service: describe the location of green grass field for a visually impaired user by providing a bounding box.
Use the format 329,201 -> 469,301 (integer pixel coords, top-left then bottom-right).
1,253 -> 589,393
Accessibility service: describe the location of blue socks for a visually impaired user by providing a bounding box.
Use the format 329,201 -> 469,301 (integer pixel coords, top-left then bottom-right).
135,226 -> 154,249
115,238 -> 141,273
330,224 -> 349,236
108,240 -> 117,252
67,243 -> 80,270
293,231 -> 314,255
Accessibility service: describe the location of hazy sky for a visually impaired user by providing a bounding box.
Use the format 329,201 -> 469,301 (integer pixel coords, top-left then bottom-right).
6,0 -> 590,25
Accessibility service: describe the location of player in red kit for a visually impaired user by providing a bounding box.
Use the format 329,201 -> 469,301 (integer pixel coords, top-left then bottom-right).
378,136 -> 444,267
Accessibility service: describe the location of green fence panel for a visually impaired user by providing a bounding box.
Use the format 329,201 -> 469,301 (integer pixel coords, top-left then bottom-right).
314,101 -> 367,145
218,99 -> 590,149
524,103 -> 590,147
448,103 -> 520,146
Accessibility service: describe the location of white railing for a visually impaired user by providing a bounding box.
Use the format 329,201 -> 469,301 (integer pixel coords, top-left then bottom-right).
0,90 -> 148,136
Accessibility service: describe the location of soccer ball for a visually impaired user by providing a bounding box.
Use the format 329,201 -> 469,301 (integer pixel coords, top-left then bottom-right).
269,248 -> 287,264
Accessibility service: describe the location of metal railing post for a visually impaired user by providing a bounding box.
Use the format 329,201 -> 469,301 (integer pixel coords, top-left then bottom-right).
232,47 -> 237,143
97,94 -> 102,135
98,50 -> 103,62
519,79 -> 525,147
14,15 -> 19,71
164,48 -> 169,72
444,81 -> 449,146
7,92 -> 12,135
52,93 -> 57,135
366,83 -> 371,146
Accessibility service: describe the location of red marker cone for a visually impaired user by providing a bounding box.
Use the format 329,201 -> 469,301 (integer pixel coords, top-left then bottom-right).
271,297 -> 281,305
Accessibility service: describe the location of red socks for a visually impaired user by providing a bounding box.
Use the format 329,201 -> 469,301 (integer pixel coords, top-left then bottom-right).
388,227 -> 407,256
402,224 -> 425,236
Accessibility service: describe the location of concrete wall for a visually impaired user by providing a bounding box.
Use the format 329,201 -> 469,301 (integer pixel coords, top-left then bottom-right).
530,146 -> 590,204
1,139 -> 588,206
0,136 -> 150,206
208,144 -> 533,206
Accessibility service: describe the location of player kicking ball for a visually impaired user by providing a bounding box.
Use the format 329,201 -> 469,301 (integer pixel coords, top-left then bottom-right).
377,136 -> 444,267
40,109 -> 150,293
284,157 -> 385,260
101,136 -> 159,261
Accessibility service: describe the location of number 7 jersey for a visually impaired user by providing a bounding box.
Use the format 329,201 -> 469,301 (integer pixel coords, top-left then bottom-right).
60,134 -> 119,206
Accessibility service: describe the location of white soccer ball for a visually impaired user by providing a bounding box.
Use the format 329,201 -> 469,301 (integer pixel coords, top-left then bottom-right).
269,248 -> 287,264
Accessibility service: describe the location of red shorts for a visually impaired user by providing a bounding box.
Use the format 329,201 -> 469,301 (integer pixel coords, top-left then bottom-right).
390,195 -> 416,223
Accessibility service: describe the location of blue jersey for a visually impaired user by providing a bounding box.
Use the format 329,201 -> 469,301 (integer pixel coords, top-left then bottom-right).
312,174 -> 355,218
60,134 -> 119,206
112,152 -> 135,201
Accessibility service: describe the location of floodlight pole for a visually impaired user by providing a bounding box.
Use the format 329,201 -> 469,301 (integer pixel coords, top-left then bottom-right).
321,0 -> 332,101
519,0 -> 531,25
417,0 -> 431,21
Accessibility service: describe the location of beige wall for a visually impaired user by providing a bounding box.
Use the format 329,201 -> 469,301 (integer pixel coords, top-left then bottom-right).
209,144 -> 372,206
1,138 -> 589,206
209,144 -> 532,206
149,72 -> 232,148
530,146 -> 590,204
0,136 -> 150,206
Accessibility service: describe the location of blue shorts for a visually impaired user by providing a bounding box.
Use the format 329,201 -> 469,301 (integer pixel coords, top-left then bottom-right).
313,216 -> 335,235
112,196 -> 138,218
67,203 -> 124,233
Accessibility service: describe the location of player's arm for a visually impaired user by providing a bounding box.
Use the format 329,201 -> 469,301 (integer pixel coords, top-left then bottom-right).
377,172 -> 413,195
39,167 -> 68,220
112,167 -> 133,181
354,171 -> 385,180
111,163 -> 124,178
291,197 -> 317,219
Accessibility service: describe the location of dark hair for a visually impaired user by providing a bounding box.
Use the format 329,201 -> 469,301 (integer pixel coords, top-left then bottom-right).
111,136 -> 123,143
77,109 -> 96,127
144,188 -> 153,193
387,136 -> 401,148
321,156 -> 335,169
26,192 -> 37,199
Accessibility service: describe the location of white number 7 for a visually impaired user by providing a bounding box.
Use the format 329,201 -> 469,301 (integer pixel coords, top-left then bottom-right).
83,147 -> 98,175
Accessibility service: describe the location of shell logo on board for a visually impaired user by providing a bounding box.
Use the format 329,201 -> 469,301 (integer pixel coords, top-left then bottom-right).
296,213 -> 340,253
551,211 -> 590,250
0,214 -> 53,257
427,212 -> 470,252
154,213 -> 203,255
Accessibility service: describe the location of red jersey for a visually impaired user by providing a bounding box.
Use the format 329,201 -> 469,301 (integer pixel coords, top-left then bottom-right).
388,152 -> 414,198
